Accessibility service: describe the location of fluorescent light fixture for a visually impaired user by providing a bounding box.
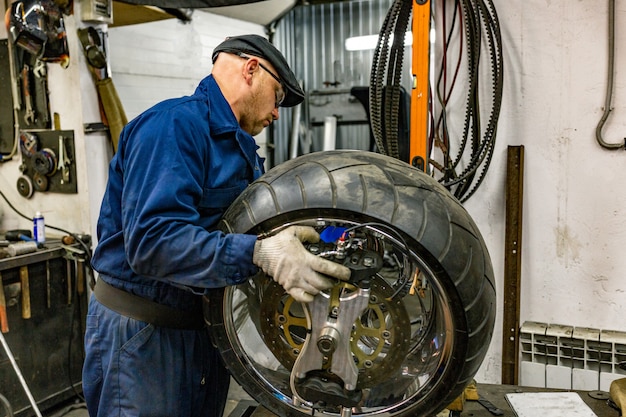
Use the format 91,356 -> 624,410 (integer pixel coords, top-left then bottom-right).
345,32 -> 413,51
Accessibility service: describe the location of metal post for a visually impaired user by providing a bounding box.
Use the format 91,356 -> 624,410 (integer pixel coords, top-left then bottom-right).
322,116 -> 337,151
501,145 -> 525,385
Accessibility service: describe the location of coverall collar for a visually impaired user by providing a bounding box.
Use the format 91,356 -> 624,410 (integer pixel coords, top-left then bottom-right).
199,75 -> 265,179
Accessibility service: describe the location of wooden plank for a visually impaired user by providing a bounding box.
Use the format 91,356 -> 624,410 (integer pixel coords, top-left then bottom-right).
502,145 -> 525,385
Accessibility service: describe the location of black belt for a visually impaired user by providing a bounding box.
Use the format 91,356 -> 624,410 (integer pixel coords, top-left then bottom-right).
94,279 -> 205,330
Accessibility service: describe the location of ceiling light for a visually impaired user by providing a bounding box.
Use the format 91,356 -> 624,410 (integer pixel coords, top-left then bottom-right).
345,32 -> 413,51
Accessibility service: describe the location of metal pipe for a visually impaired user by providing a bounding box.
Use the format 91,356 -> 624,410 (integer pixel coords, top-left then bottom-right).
289,99 -> 302,159
595,0 -> 624,150
0,331 -> 43,417
323,116 -> 337,151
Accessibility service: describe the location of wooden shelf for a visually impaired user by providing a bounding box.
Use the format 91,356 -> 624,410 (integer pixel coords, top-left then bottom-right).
110,2 -> 175,27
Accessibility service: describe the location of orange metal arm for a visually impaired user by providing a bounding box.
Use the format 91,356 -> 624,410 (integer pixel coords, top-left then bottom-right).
410,0 -> 431,171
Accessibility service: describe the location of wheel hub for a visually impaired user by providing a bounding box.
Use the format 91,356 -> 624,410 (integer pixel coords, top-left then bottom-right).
259,276 -> 411,393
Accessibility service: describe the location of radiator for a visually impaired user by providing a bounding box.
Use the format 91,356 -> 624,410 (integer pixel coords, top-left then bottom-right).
519,321 -> 626,391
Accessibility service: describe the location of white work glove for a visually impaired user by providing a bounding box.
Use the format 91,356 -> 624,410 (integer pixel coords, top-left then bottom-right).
253,226 -> 351,303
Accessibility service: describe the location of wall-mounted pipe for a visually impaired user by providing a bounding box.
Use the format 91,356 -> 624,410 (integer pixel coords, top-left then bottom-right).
595,0 -> 625,150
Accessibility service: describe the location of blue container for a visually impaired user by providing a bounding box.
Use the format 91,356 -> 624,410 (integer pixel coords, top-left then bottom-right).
33,211 -> 45,244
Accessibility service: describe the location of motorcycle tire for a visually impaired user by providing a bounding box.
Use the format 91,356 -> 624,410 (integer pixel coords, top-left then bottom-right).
204,150 -> 496,417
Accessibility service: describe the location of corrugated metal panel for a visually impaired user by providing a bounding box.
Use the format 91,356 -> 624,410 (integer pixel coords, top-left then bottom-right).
271,0 -> 411,166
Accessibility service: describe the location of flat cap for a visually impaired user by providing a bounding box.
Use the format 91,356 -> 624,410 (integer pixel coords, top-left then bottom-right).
212,34 -> 304,107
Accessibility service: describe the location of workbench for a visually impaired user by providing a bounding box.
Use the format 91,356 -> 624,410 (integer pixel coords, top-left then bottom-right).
230,384 -> 619,417
0,240 -> 89,416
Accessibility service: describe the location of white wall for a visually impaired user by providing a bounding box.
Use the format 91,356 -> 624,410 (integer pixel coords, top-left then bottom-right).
467,0 -> 626,383
107,11 -> 268,160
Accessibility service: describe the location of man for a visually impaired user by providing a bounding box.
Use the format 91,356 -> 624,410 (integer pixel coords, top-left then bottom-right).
83,34 -> 351,417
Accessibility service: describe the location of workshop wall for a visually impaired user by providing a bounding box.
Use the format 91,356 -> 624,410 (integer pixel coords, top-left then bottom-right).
106,12 -> 268,161
0,4 -> 110,244
460,1 -> 626,384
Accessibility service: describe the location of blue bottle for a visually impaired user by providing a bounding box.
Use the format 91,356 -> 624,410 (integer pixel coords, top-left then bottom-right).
33,211 -> 45,244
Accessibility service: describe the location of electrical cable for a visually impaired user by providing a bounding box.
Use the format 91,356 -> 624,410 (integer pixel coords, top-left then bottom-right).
430,0 -> 503,202
0,393 -> 14,417
432,0 -> 464,172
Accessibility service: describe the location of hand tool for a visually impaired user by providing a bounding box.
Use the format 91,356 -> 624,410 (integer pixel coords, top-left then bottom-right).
4,283 -> 20,307
45,260 -> 51,309
0,272 -> 8,333
22,64 -> 35,125
477,398 -> 504,416
33,60 -> 46,79
76,258 -> 85,296
19,131 -> 39,157
6,27 -> 22,114
33,60 -> 50,126
66,256 -> 72,305
0,331 -> 43,417
5,229 -> 32,241
19,266 -> 31,319
61,235 -> 75,245
57,135 -> 70,184
7,241 -> 38,257
63,245 -> 86,303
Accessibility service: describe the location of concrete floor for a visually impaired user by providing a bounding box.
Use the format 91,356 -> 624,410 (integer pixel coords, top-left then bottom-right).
46,378 -> 256,417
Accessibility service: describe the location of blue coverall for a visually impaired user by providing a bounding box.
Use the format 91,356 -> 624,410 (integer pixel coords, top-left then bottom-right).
83,75 -> 264,417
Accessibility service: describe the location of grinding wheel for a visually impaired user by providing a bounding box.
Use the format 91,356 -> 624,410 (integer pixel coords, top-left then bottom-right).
16,176 -> 34,198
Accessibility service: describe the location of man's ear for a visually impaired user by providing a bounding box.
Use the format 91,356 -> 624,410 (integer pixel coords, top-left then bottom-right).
243,57 -> 260,84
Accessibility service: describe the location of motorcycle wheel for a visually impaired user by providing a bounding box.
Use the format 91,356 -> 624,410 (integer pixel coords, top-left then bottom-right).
204,150 -> 496,417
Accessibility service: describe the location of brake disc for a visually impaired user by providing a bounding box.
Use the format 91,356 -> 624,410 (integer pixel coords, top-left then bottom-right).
259,276 -> 411,389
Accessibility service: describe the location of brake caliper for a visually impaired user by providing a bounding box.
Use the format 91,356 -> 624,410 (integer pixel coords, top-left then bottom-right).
292,283 -> 370,407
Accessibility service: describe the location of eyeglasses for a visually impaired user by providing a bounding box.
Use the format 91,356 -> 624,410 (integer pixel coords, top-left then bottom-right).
237,52 -> 285,107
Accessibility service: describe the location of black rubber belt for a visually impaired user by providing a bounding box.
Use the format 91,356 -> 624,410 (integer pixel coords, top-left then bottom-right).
94,279 -> 205,330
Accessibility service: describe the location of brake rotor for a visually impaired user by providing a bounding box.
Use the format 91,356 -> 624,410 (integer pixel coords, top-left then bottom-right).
260,276 -> 411,389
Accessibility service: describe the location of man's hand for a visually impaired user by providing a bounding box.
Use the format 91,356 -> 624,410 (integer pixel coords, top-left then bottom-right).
253,226 -> 351,303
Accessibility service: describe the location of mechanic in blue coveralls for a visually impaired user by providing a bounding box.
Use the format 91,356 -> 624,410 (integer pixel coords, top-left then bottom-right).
82,34 -> 351,417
